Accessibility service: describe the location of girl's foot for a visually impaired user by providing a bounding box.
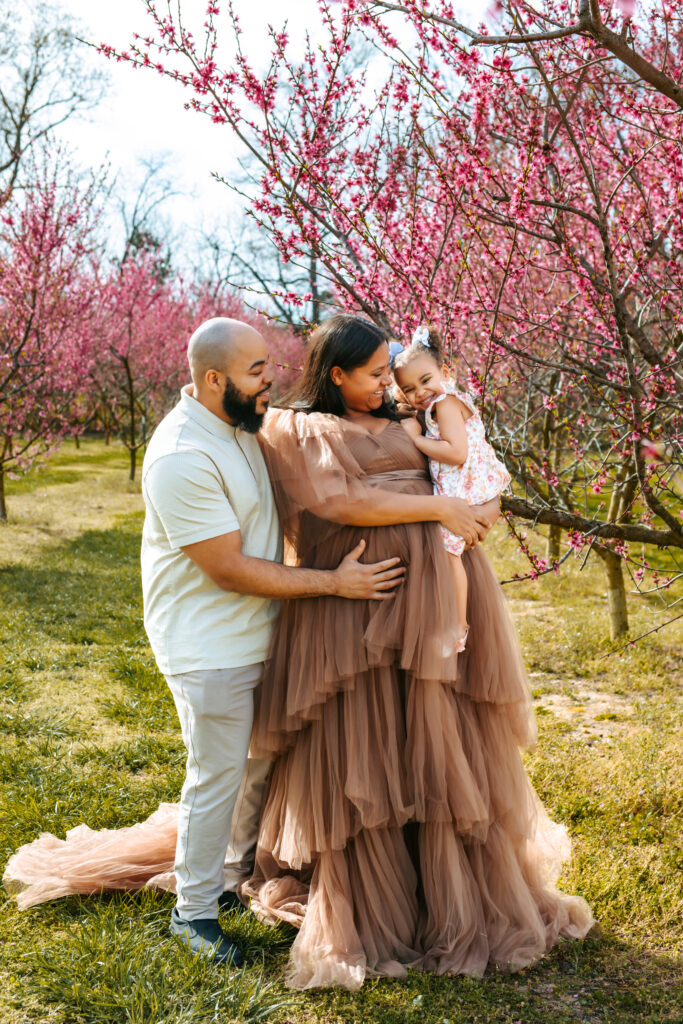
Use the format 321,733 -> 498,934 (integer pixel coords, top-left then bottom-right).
456,625 -> 469,653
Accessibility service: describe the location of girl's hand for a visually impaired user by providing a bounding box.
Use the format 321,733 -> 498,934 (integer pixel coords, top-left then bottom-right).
400,417 -> 422,440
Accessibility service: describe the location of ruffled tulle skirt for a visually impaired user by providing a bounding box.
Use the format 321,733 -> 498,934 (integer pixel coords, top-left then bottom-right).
4,803 -> 179,909
238,539 -> 593,989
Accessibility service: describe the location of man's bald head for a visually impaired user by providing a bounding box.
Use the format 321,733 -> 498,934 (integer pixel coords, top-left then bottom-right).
187,316 -> 274,431
188,318 -> 264,387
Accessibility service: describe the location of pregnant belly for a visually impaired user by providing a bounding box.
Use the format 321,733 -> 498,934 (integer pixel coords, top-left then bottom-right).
297,471 -> 439,571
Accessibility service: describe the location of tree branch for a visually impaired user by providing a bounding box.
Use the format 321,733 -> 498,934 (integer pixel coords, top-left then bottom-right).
371,0 -> 683,108
470,4 -> 683,108
502,495 -> 682,548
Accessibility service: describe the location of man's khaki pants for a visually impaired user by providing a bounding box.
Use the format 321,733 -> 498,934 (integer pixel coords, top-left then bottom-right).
165,664 -> 271,921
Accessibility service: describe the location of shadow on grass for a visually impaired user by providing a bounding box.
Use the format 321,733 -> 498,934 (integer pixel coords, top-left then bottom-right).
73,735 -> 186,773
0,747 -> 183,862
6,889 -> 294,1024
0,516 -> 178,711
0,516 -> 183,864
0,516 -> 146,645
100,648 -> 177,731
4,885 -> 681,1024
294,933 -> 682,1024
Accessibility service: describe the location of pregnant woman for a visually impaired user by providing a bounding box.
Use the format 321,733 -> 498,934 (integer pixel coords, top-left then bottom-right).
239,314 -> 593,989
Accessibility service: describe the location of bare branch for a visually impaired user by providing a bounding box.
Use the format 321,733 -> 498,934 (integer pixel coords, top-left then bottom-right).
470,24 -> 583,46
502,495 -> 683,548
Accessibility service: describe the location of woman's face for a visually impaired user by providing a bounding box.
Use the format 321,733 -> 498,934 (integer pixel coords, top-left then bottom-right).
330,342 -> 392,415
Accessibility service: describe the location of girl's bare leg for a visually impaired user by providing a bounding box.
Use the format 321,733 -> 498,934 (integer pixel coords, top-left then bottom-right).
448,552 -> 468,649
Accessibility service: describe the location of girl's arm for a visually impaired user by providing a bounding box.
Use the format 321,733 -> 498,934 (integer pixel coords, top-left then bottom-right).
413,395 -> 468,466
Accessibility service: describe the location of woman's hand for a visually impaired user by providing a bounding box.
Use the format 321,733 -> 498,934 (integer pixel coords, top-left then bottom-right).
439,497 -> 490,547
474,497 -> 501,532
400,416 -> 422,440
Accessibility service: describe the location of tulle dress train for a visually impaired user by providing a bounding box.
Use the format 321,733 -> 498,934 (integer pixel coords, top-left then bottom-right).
3,409 -> 593,990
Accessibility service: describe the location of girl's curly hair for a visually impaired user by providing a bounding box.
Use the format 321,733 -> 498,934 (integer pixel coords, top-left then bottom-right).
392,324 -> 444,372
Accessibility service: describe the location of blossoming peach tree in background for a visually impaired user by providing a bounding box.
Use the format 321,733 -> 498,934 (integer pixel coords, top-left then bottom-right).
103,0 -> 683,638
0,159 -> 101,520
0,165 -> 304,508
0,0 -> 305,511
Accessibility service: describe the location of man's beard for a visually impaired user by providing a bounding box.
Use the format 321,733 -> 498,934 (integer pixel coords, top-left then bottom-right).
221,376 -> 267,434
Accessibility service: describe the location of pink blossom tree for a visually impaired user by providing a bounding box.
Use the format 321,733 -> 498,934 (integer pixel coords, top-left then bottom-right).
0,159 -> 101,519
104,0 -> 683,636
90,247 -> 305,482
88,245 -> 194,483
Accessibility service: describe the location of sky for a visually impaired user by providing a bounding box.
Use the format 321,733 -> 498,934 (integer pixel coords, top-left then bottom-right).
57,0 -> 322,248
56,0 -> 488,252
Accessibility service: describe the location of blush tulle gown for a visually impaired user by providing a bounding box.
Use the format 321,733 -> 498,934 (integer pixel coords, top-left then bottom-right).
4,409 -> 593,990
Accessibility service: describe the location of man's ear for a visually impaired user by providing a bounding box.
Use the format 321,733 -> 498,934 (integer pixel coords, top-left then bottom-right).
204,368 -> 224,394
330,366 -> 344,386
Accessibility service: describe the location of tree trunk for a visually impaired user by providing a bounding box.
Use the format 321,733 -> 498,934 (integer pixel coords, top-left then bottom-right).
74,434 -> 80,449
0,464 -> 6,521
123,353 -> 137,482
598,548 -> 629,639
310,255 -> 320,324
546,523 -> 561,562
541,373 -> 562,567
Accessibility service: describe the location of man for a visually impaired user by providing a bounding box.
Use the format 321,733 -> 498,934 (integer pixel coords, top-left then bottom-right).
141,318 -> 409,966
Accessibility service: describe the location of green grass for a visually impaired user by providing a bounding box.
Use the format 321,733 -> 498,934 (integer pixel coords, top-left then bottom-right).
24,894 -> 294,1024
0,440 -> 681,1024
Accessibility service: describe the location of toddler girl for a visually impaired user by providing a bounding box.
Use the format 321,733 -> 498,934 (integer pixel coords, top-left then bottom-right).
392,325 -> 510,650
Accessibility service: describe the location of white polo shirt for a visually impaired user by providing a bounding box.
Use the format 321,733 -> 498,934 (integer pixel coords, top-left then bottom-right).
140,386 -> 282,675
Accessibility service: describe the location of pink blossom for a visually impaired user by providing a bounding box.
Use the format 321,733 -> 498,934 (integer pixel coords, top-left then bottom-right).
617,0 -> 637,19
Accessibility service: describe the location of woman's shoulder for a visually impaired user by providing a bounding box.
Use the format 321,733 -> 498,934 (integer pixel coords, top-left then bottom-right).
259,407 -> 365,483
262,407 -> 345,440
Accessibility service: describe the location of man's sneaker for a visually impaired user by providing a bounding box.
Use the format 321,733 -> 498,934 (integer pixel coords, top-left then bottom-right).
218,890 -> 244,913
170,908 -> 243,966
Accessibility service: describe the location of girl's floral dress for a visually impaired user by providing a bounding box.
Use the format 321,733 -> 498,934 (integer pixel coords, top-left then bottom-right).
425,382 -> 511,556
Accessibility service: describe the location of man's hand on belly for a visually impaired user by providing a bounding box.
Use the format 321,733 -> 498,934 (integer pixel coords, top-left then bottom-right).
181,529 -> 405,601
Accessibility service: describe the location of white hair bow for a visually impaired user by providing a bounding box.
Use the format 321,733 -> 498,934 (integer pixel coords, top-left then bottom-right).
412,325 -> 430,345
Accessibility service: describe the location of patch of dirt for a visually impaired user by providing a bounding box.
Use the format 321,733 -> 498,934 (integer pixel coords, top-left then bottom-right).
533,679 -> 636,744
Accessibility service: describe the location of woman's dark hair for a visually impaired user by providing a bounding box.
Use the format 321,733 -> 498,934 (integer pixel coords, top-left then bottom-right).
286,314 -> 399,419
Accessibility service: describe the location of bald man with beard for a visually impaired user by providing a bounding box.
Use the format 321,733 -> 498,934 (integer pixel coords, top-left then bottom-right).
140,318 -> 405,966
